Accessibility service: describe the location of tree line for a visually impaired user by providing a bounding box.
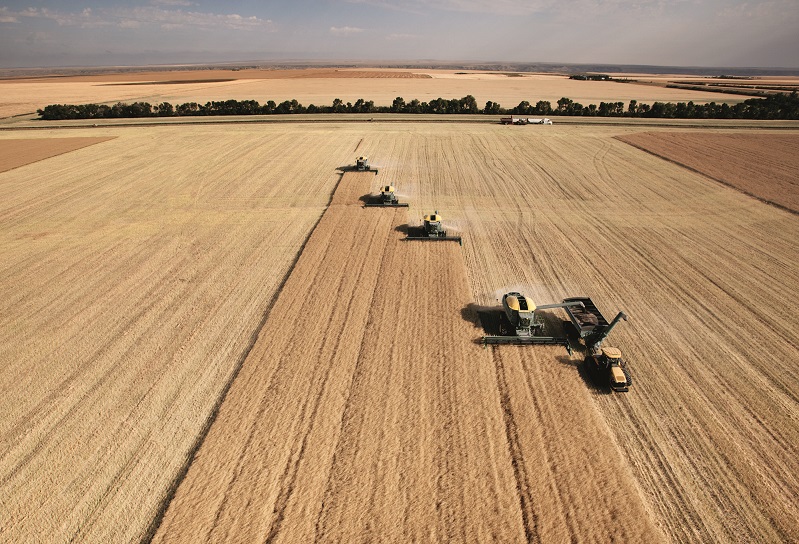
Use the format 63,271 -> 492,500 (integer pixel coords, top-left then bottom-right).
37,91 -> 799,120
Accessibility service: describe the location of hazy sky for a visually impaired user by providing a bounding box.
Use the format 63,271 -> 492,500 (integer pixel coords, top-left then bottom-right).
1,0 -> 797,68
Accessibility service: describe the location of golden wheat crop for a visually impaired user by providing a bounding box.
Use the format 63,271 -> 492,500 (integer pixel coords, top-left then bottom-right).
2,121 -> 797,543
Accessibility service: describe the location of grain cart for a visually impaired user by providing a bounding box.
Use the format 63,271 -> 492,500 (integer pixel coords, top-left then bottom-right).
481,292 -> 583,347
563,296 -> 632,391
363,185 -> 409,207
404,211 -> 462,245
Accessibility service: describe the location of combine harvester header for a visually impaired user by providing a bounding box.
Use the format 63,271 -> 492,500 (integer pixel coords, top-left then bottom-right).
364,185 -> 409,207
404,211 -> 462,245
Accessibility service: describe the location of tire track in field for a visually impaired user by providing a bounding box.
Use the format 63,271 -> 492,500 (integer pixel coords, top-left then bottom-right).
312,216 -> 526,543
151,171 -> 397,542
141,167 -> 353,543
493,349 -> 540,542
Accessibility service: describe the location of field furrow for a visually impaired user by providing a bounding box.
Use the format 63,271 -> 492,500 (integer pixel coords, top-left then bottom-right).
2,121 -> 797,543
154,136 -> 662,543
0,125 -> 356,542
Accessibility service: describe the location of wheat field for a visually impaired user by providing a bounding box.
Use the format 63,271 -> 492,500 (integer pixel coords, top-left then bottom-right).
0,68 -> 753,119
1,121 -> 798,542
617,131 -> 799,212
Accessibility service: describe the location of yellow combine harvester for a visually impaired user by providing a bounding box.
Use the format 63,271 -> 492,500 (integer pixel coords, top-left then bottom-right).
404,211 -> 462,245
355,156 -> 377,173
363,185 -> 409,207
481,292 -> 582,348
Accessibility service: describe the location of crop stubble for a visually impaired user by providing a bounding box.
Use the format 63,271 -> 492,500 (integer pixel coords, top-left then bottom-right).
2,122 -> 797,543
378,125 -> 799,542
616,131 -> 799,213
0,125 -> 357,542
154,162 -> 660,541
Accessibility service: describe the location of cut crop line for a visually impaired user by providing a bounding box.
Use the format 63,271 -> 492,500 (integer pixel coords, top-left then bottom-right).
312,210 -> 399,540
141,170 -> 348,544
616,136 -> 799,216
490,348 -> 540,542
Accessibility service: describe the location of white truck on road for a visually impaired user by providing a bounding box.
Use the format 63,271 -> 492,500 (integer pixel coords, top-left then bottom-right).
500,116 -> 553,125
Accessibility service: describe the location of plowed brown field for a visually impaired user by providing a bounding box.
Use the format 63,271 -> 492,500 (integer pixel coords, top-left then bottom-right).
2,122 -> 798,543
153,170 -> 661,543
617,131 -> 799,213
0,137 -> 115,172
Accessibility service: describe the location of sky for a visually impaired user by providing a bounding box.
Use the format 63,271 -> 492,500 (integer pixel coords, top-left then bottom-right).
1,0 -> 798,69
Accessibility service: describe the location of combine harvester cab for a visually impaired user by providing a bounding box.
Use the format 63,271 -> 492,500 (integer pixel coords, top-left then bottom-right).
404,211 -> 462,245
563,297 -> 632,392
354,156 -> 378,174
481,293 -> 583,348
363,185 -> 409,207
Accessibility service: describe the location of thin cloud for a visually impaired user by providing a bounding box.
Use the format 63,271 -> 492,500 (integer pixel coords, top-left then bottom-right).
0,6 -> 273,30
386,33 -> 418,41
330,26 -> 364,35
150,0 -> 195,5
346,0 -> 552,15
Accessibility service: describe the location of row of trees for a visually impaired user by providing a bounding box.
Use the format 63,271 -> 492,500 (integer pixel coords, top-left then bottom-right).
37,92 -> 799,120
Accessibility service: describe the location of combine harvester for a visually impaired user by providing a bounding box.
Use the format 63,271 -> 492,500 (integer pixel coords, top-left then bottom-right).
563,297 -> 632,392
363,185 -> 409,207
481,292 -> 583,348
404,211 -> 462,245
354,156 -> 378,173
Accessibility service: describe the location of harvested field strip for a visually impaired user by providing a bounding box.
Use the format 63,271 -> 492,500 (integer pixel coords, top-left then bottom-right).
387,127 -> 798,542
0,137 -> 115,172
152,171 -> 398,541
490,346 -> 663,542
0,125 -> 351,542
154,167 -> 660,542
616,131 -> 799,213
312,227 -> 525,542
